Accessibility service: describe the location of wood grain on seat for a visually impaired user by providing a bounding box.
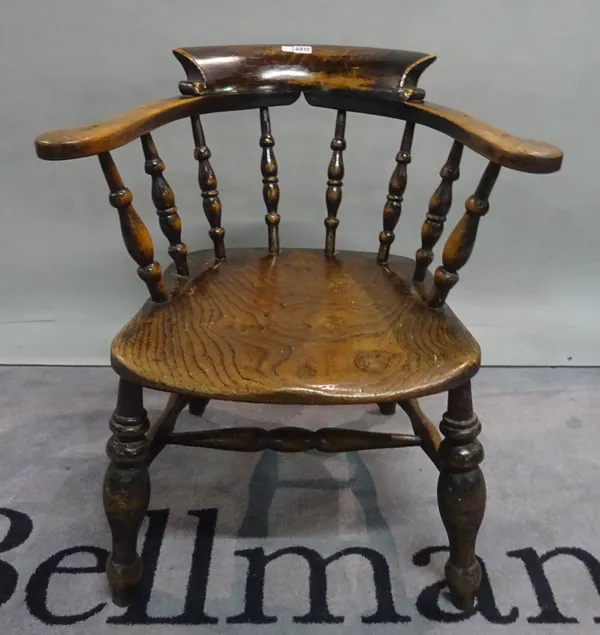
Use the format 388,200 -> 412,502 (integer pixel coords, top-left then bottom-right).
111,248 -> 480,403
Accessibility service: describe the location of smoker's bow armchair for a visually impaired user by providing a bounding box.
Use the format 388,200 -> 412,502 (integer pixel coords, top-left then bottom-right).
35,45 -> 563,609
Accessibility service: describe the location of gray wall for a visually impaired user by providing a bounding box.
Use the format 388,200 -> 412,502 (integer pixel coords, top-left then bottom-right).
1,0 -> 596,365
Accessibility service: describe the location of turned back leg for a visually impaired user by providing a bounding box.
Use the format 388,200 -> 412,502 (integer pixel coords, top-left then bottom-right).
103,378 -> 150,606
189,397 -> 210,417
377,402 -> 397,416
437,381 -> 486,610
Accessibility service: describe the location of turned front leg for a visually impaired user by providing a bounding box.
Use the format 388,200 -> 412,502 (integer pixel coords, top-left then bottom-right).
103,379 -> 150,607
437,381 -> 486,610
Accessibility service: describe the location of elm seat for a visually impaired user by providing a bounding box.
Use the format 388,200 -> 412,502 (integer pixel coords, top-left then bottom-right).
34,44 -> 563,612
111,248 -> 480,403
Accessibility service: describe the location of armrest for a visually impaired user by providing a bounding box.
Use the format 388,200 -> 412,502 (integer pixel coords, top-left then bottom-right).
403,101 -> 563,174
35,96 -> 204,161
35,93 -> 563,173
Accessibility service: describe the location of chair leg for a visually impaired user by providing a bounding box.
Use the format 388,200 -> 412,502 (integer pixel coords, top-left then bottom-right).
437,380 -> 486,610
189,397 -> 210,417
377,402 -> 397,415
103,378 -> 150,607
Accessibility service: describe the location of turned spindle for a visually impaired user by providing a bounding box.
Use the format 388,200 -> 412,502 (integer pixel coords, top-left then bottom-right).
377,121 -> 415,264
413,142 -> 463,282
259,107 -> 281,255
191,115 -> 225,260
167,426 -> 421,453
141,133 -> 189,277
324,110 -> 347,256
428,162 -> 501,308
98,152 -> 168,303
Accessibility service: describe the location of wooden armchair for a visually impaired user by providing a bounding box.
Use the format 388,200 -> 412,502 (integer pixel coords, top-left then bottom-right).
35,45 -> 563,610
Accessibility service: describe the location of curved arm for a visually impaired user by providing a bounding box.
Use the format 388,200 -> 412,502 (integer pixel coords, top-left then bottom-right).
34,89 -> 300,161
402,101 -> 563,174
35,96 -> 204,161
35,92 -> 563,173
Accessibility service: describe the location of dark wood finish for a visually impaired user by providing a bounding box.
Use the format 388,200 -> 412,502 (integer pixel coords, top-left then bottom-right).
35,44 -> 563,610
174,45 -> 435,103
402,101 -> 562,174
437,381 -> 486,610
324,110 -> 347,256
35,48 -> 562,174
35,93 -> 562,173
306,93 -> 563,174
259,107 -> 281,255
399,399 -> 442,469
378,402 -> 397,415
189,397 -> 210,417
111,248 -> 480,404
103,379 -> 150,606
34,94 -> 300,161
414,141 -> 463,282
191,115 -> 225,260
168,427 -> 421,453
141,133 -> 189,277
378,122 -> 414,264
428,162 -> 500,308
98,152 -> 168,303
36,97 -> 204,160
146,393 -> 189,465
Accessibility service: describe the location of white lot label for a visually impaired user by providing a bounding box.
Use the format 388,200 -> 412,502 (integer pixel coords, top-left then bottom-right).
281,45 -> 313,54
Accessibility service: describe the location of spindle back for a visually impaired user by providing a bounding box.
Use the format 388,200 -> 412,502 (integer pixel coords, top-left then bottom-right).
35,45 -> 563,309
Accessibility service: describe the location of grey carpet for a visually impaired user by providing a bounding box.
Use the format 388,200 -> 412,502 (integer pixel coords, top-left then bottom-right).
1,366 -> 599,633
